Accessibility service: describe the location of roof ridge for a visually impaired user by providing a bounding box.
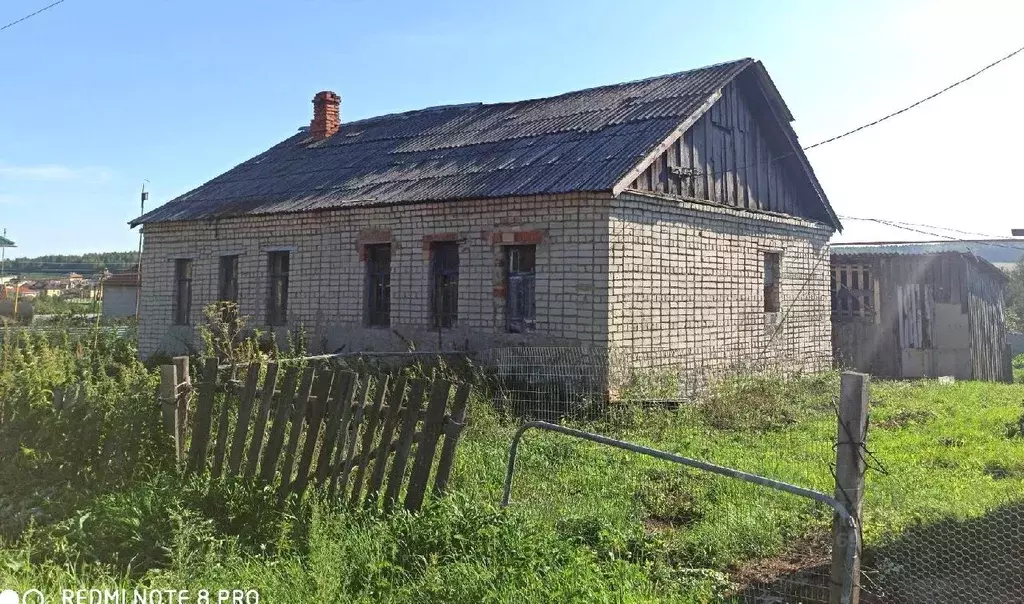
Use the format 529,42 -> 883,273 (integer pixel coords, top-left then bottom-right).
337,57 -> 755,129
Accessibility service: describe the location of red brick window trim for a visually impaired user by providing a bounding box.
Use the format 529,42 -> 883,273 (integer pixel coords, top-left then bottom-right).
422,232 -> 459,251
489,229 -> 544,246
357,229 -> 391,261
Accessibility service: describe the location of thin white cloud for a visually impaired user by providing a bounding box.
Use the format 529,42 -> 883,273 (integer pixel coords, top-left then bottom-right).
0,163 -> 113,183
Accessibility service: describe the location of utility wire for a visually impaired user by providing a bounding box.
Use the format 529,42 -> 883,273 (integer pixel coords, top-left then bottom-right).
838,215 -> 1019,242
680,43 -> 1024,181
803,43 -> 1024,151
838,217 -> 1024,252
0,0 -> 66,33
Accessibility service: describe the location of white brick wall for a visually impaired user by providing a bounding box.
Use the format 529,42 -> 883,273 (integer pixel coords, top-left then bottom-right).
138,190 -> 834,392
608,191 -> 833,390
137,194 -> 611,357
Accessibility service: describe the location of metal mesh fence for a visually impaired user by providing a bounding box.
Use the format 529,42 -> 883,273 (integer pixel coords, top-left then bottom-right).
861,503 -> 1024,603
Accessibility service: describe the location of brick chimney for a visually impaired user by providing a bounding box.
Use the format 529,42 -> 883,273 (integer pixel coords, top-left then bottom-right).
309,91 -> 340,140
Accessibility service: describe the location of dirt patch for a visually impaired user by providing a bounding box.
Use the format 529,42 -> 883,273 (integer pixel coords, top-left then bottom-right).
729,533 -> 833,601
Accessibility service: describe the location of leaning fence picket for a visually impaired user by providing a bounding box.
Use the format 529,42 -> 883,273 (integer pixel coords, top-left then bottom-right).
210,369 -> 234,479
244,362 -> 279,481
327,378 -> 368,501
171,357 -> 468,515
227,363 -> 261,477
383,380 -> 425,513
365,376 -> 406,508
277,367 -> 315,500
291,371 -> 334,500
259,366 -> 299,483
335,376 -> 372,499
432,382 -> 471,497
405,379 -> 452,512
349,374 -> 390,506
314,372 -> 355,487
186,358 -> 218,474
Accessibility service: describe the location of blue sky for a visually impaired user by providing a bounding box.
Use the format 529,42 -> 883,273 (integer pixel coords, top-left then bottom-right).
1,0 -> 1023,257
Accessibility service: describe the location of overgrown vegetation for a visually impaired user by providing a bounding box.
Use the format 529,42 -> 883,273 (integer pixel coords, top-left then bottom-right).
1,328 -> 1023,601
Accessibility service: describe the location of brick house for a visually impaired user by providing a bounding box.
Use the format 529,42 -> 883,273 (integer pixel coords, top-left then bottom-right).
132,58 -> 841,386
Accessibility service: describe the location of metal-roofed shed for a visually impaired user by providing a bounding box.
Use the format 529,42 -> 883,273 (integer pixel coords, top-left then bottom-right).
830,242 -> 1010,382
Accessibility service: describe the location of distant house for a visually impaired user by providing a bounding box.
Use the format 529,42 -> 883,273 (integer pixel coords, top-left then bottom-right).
131,58 -> 842,390
101,272 -> 139,318
831,243 -> 1010,381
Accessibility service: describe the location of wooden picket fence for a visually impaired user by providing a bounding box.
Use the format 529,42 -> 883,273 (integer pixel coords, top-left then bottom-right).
159,356 -> 471,512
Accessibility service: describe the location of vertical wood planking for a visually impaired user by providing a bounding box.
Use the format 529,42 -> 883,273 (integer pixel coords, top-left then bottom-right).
226,363 -> 261,478
432,382 -> 471,497
172,356 -> 191,464
365,376 -> 406,508
276,366 -> 315,500
404,379 -> 452,512
210,368 -> 233,480
290,369 -> 335,499
327,374 -> 362,499
335,375 -> 372,500
383,380 -> 425,513
187,358 -> 219,474
244,362 -> 279,481
349,374 -> 390,506
314,372 -> 355,487
258,366 -> 299,483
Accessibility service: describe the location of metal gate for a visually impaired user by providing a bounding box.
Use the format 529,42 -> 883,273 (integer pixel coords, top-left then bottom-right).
502,421 -> 860,604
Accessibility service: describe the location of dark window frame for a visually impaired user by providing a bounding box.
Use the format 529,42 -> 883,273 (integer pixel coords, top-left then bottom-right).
505,245 -> 536,333
267,251 -> 290,326
218,255 -> 239,304
763,252 -> 781,313
172,258 -> 193,325
429,241 -> 459,329
365,244 -> 391,327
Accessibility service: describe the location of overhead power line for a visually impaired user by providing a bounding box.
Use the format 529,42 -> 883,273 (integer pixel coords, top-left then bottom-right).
838,215 -> 1014,241
0,0 -> 67,33
803,43 -> 1024,151
685,43 -> 1024,180
839,216 -> 1024,252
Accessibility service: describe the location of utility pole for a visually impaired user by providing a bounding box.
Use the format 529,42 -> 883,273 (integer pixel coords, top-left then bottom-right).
135,182 -> 148,319
0,227 -> 7,285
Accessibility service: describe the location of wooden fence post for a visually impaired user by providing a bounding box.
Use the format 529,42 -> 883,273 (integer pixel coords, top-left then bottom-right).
830,371 -> 868,604
159,364 -> 177,444
172,356 -> 190,465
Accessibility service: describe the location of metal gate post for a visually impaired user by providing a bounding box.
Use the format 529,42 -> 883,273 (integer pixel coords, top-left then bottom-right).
502,421 -> 859,604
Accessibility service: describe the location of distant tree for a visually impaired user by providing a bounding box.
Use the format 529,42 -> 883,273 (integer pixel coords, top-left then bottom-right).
1005,257 -> 1024,333
2,251 -> 137,277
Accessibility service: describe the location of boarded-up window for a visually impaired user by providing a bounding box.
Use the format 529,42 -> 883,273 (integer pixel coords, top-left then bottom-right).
831,264 -> 877,320
430,242 -> 459,328
506,245 -> 536,333
173,259 -> 192,325
365,244 -> 391,327
267,251 -> 289,326
763,252 -> 781,313
218,255 -> 239,303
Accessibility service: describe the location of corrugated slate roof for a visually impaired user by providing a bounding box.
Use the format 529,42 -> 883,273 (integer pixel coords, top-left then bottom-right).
831,241 -> 1024,257
133,58 -> 826,226
831,241 -> 1011,282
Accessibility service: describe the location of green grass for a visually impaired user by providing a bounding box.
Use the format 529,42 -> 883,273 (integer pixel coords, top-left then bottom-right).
2,339 -> 1024,602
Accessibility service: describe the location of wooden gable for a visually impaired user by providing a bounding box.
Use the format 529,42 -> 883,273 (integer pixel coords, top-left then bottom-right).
624,75 -> 833,225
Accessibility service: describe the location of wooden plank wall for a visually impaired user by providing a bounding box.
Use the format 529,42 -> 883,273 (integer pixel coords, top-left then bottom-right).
966,262 -> 1012,382
832,253 -> 1010,381
628,80 -> 819,222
